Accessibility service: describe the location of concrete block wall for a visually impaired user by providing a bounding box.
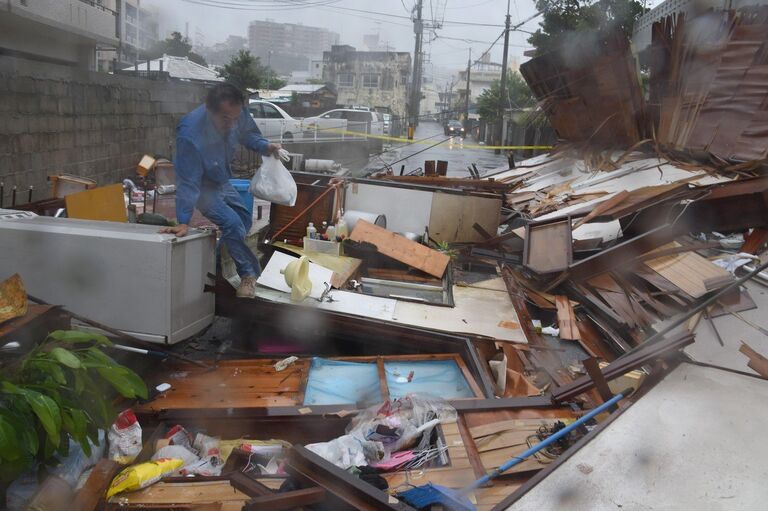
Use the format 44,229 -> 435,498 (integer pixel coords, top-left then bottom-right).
0,55 -> 208,206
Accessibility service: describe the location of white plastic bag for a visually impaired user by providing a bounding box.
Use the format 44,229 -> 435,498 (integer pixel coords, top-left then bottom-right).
108,409 -> 142,464
249,155 -> 297,206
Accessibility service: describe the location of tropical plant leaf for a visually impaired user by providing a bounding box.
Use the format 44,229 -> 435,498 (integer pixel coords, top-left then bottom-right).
21,389 -> 61,448
96,367 -> 147,399
85,347 -> 117,366
0,415 -> 21,461
49,347 -> 82,369
47,363 -> 67,385
47,330 -> 112,346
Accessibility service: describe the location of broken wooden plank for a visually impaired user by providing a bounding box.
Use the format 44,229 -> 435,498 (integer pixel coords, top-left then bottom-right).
554,295 -> 580,340
739,342 -> 768,379
245,488 -> 326,510
644,242 -> 734,298
552,331 -> 695,402
73,460 -> 122,511
350,219 -> 450,279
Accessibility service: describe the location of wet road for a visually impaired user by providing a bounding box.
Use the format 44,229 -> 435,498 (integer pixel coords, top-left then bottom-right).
365,121 -> 509,177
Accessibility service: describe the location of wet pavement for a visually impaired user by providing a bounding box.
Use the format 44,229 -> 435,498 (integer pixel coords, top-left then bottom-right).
364,121 -> 509,177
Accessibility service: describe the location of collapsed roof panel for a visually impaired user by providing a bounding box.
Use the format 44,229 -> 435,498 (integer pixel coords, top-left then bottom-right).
520,31 -> 647,148
651,8 -> 768,162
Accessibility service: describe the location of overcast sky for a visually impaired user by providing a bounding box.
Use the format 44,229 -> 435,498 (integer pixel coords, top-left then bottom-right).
146,0 -> 659,85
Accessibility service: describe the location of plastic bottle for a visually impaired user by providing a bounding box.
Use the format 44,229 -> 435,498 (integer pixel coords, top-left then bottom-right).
335,210 -> 349,239
326,224 -> 336,242
307,222 -> 317,240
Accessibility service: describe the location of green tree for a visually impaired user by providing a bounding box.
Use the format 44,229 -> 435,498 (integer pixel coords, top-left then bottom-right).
528,0 -> 647,53
146,31 -> 207,66
476,71 -> 537,120
218,50 -> 285,90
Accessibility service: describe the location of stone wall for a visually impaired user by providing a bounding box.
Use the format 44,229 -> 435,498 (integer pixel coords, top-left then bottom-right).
0,55 -> 208,205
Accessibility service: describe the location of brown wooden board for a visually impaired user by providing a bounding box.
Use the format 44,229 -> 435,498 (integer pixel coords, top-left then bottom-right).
739,342 -> 768,379
350,219 -> 450,278
555,295 -> 580,340
73,460 -> 122,511
644,242 -> 734,299
523,219 -> 572,274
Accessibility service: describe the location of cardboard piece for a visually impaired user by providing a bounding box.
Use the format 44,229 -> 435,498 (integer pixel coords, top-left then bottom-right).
350,219 -> 450,278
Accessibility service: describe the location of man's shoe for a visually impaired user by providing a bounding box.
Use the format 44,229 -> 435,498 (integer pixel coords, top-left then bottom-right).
236,276 -> 258,298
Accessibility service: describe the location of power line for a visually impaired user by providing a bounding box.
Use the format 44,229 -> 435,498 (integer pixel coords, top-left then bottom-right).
181,0 -> 506,26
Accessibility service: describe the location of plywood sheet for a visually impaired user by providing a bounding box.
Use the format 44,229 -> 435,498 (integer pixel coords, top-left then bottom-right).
392,283 -> 527,343
429,192 -> 502,243
110,480 -> 249,505
65,183 -> 127,222
644,242 -> 733,298
350,219 -> 450,278
509,363 -> 768,510
135,359 -> 309,412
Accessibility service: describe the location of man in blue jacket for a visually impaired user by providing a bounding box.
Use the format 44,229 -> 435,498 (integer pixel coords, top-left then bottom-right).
161,83 -> 281,298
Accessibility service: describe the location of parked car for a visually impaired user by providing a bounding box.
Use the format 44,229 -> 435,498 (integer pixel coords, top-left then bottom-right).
247,99 -> 302,142
444,119 -> 466,138
304,108 -> 384,139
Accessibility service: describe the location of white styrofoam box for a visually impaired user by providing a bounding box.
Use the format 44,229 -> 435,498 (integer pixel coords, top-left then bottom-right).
0,216 -> 215,344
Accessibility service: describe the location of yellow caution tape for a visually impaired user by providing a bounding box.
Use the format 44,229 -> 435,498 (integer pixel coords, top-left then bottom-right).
303,126 -> 552,151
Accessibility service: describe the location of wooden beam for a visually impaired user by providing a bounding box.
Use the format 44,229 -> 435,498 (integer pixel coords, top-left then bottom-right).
73,460 -> 121,511
552,332 -> 695,403
245,488 -> 326,511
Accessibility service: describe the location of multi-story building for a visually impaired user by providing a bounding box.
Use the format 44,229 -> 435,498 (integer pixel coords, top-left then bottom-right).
91,0 -> 160,71
455,54 -> 520,110
322,45 -> 411,120
0,0 -> 119,70
248,19 -> 339,74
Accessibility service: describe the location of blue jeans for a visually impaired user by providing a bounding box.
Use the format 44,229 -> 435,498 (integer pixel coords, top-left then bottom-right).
197,182 -> 261,278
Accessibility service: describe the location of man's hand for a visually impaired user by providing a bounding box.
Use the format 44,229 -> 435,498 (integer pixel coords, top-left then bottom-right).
159,224 -> 189,237
267,143 -> 282,155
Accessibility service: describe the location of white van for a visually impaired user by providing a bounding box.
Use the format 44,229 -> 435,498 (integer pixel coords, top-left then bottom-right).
247,100 -> 303,143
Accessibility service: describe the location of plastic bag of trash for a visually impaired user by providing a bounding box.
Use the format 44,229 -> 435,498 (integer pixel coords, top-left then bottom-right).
152,445 -> 199,467
346,394 -> 457,455
305,434 -> 384,470
108,409 -> 142,464
249,155 -> 297,206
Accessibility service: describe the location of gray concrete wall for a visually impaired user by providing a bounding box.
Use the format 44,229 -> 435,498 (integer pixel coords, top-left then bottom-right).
0,55 -> 208,205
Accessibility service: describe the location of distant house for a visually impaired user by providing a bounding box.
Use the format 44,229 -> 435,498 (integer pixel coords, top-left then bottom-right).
322,45 -> 411,120
278,83 -> 337,110
119,54 -> 222,84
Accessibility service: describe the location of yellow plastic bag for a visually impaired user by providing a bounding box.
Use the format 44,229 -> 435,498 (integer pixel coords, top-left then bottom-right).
106,458 -> 183,498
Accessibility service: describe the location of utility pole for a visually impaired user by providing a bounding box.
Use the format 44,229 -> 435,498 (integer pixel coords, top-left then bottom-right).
464,48 -> 471,131
496,0 -> 511,154
409,0 -> 424,138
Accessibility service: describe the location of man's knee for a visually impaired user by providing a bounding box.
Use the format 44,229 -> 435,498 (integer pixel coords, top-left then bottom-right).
219,215 -> 247,239
204,205 -> 247,239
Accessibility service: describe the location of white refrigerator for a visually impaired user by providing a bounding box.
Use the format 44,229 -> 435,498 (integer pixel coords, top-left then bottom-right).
0,212 -> 216,344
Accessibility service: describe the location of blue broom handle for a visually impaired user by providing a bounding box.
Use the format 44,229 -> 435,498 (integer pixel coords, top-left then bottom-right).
465,389 -> 631,491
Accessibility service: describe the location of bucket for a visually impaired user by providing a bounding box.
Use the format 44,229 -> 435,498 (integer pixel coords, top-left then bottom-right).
229,179 -> 254,217
343,210 -> 386,232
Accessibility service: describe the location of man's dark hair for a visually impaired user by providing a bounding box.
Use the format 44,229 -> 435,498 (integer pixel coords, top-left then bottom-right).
206,83 -> 245,111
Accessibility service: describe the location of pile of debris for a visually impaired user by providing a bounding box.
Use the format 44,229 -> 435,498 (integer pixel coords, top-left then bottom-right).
1,7 -> 768,511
